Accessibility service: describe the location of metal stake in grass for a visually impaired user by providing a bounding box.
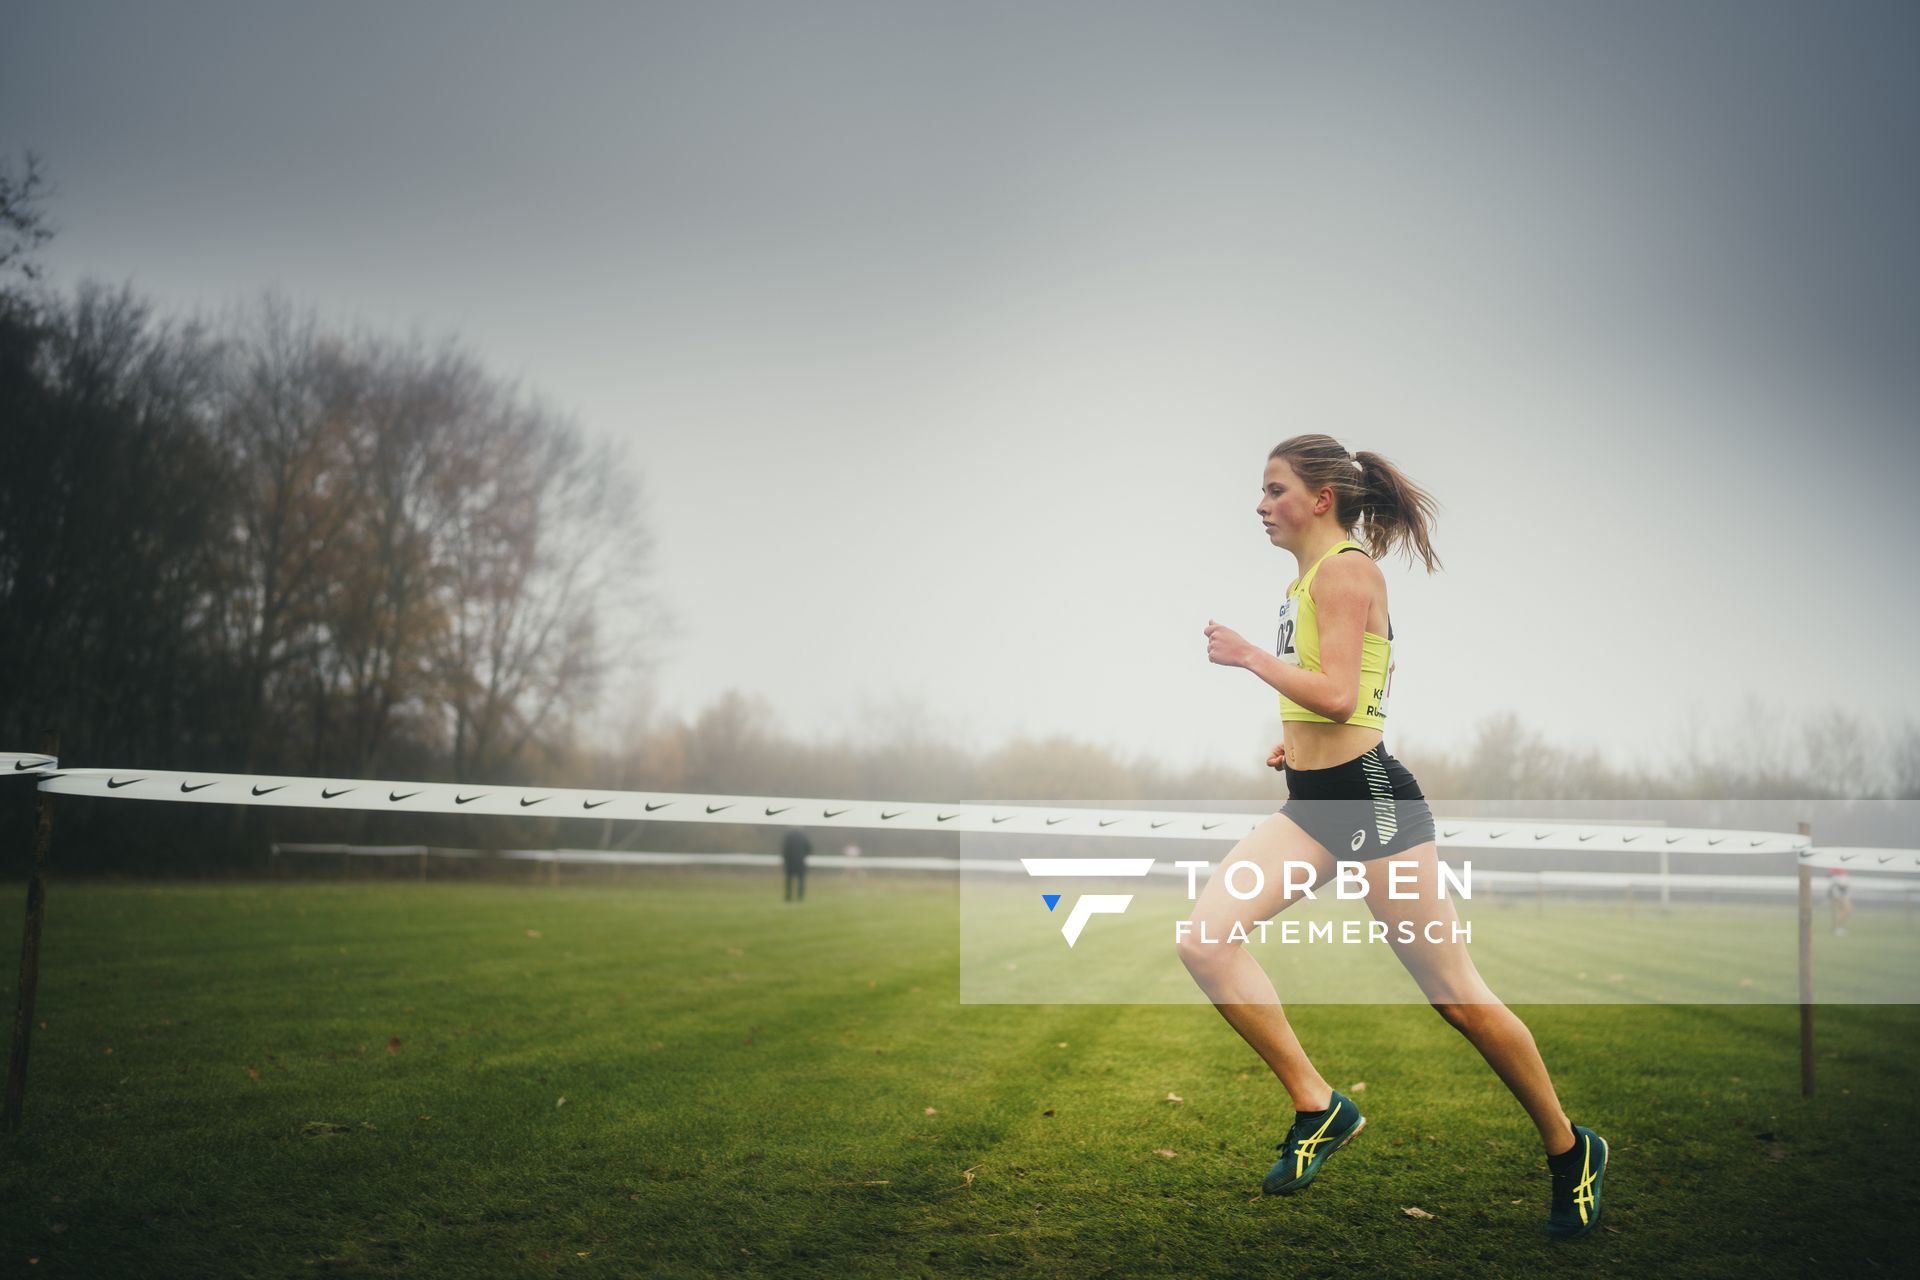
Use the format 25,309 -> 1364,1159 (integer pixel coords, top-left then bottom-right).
4,729 -> 57,1133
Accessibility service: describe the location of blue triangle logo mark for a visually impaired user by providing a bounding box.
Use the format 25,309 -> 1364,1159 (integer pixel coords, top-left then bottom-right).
1042,893 -> 1061,912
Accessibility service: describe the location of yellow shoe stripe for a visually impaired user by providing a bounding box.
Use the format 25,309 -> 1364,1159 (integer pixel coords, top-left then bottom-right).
1292,1106 -> 1343,1177
1571,1135 -> 1598,1224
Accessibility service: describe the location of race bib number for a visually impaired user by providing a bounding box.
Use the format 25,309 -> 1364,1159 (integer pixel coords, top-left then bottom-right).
1364,647 -> 1398,720
1275,595 -> 1300,666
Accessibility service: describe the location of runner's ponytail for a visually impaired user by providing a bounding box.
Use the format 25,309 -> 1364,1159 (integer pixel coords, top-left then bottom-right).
1270,435 -> 1442,573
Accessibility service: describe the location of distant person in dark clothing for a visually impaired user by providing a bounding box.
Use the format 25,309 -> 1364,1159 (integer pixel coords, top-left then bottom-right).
782,828 -> 811,902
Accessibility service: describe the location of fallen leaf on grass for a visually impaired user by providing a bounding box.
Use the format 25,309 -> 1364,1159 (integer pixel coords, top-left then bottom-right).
556,1097 -> 568,1108
1349,1081 -> 1367,1093
386,1037 -> 402,1054
959,1165 -> 981,1188
1402,1207 -> 1434,1219
1164,1093 -> 1184,1104
1056,1042 -> 1069,1049
1153,1148 -> 1177,1159
246,1067 -> 259,1081
924,1107 -> 938,1116
1042,1109 -> 1055,1117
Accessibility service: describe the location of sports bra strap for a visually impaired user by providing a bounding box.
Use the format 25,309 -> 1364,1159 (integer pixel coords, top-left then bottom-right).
1333,543 -> 1393,642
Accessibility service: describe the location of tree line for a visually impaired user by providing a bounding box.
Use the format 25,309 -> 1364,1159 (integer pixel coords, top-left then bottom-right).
1,156 -> 659,869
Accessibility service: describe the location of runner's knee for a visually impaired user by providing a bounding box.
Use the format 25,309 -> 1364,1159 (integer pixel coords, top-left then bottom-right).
1175,925 -> 1240,973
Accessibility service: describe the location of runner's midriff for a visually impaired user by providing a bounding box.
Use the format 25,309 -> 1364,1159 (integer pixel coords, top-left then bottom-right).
1282,719 -> 1385,772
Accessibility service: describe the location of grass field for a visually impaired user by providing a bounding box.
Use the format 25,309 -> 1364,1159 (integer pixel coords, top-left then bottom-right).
3,870 -> 1917,1278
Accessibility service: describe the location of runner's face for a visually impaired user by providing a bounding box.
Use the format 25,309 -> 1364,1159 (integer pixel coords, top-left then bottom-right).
1257,458 -> 1320,544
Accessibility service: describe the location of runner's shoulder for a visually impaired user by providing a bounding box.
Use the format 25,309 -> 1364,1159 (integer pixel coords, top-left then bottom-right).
1312,546 -> 1385,595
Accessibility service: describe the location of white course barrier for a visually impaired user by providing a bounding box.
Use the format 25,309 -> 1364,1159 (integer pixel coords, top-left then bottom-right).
0,752 -> 1816,855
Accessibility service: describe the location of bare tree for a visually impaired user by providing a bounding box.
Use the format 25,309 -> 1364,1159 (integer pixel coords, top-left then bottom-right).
209,294 -> 362,782
434,388 -> 659,780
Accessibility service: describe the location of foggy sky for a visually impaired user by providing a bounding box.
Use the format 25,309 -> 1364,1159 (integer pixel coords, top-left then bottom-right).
6,1 -> 1917,775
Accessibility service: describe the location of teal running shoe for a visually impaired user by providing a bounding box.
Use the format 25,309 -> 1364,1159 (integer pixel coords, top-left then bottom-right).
1263,1089 -> 1366,1195
1543,1125 -> 1608,1238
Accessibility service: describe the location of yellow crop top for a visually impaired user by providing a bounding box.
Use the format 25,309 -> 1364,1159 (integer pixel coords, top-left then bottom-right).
1275,539 -> 1394,729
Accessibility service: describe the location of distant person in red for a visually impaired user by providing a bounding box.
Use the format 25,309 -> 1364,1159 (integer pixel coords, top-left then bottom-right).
782,828 -> 811,902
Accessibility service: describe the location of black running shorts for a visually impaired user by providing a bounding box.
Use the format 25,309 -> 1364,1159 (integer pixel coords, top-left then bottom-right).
1279,742 -> 1436,861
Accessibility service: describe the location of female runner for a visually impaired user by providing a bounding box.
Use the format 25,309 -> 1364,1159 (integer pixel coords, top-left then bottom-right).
1188,434 -> 1607,1239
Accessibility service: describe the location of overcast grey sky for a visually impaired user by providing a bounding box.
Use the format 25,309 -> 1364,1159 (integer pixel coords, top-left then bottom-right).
6,1 -> 1917,774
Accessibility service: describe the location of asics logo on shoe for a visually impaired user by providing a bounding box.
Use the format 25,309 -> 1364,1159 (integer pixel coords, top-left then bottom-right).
1290,1109 -> 1344,1176
1573,1137 -> 1596,1223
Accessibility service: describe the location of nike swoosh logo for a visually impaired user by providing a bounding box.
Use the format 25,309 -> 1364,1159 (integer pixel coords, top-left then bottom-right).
322,788 -> 353,799
1201,821 -> 1223,831
1578,833 -> 1595,841
1880,855 -> 1895,864
1099,819 -> 1121,827
13,759 -> 52,770
1442,828 -> 1461,839
991,815 -> 1014,824
181,781 -> 217,793
1045,817 -> 1067,826
584,800 -> 611,810
822,807 -> 847,818
1707,837 -> 1724,846
1621,835 -> 1639,843
1151,820 -> 1172,829
1751,839 -> 1767,847
252,785 -> 284,796
881,810 -> 905,820
937,812 -> 958,822
456,794 -> 484,805
107,777 -> 144,789
519,797 -> 547,808
1534,832 -> 1550,840
1489,830 -> 1507,839
1666,836 -> 1683,844
1839,854 -> 1856,862
390,791 -> 419,802
706,804 -> 731,814
765,806 -> 791,816
645,802 -> 670,811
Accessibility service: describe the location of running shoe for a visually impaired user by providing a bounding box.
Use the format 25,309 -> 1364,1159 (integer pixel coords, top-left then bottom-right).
1262,1089 -> 1366,1195
1543,1125 -> 1608,1238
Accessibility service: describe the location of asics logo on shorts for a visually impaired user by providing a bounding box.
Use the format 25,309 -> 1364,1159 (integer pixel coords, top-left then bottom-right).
1349,829 -> 1367,852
